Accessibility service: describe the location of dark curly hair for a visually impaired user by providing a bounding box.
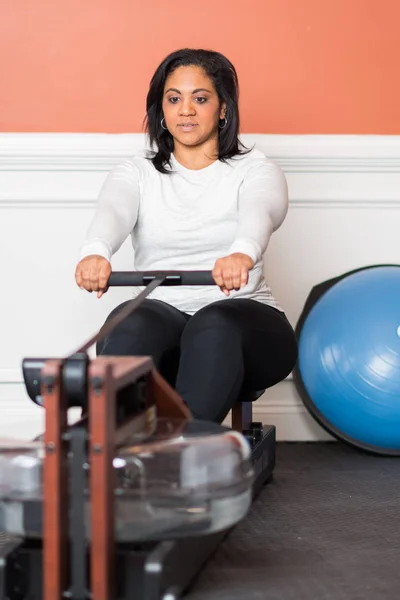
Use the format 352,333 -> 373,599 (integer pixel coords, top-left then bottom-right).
143,48 -> 251,174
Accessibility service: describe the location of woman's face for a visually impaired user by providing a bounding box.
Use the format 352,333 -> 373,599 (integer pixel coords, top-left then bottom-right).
162,65 -> 226,149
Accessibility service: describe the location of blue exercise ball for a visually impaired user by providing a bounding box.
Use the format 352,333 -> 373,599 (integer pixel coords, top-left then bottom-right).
294,265 -> 400,455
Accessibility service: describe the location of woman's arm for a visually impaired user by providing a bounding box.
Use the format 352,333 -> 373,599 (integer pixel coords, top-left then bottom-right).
229,158 -> 289,264
212,157 -> 288,295
79,160 -> 141,262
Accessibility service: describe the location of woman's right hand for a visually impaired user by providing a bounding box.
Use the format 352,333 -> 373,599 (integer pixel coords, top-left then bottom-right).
75,255 -> 112,298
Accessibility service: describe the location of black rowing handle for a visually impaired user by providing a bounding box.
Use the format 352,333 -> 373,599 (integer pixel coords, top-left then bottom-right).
108,270 -> 215,287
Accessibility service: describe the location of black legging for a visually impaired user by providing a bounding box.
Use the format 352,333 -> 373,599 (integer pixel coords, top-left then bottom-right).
97,298 -> 298,423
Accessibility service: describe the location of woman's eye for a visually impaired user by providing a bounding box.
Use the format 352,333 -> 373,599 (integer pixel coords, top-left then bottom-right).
167,96 -> 207,104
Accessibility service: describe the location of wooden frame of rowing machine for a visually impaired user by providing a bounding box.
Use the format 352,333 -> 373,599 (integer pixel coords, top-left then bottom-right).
41,354 -> 191,600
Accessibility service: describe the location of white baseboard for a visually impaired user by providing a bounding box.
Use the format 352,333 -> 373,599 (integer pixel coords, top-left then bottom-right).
1,380 -> 332,443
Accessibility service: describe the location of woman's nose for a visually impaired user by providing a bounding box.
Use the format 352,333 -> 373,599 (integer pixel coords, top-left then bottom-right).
179,99 -> 195,115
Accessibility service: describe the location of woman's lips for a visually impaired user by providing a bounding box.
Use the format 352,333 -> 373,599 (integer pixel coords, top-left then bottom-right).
178,124 -> 198,132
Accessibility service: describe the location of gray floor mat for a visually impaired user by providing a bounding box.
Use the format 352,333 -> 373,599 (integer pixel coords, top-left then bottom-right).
187,442 -> 400,600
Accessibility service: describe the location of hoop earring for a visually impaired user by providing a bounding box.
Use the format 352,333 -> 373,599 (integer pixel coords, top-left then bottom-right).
219,117 -> 228,129
161,118 -> 168,130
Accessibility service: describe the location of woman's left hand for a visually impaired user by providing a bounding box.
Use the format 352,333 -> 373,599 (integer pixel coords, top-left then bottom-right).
212,253 -> 255,296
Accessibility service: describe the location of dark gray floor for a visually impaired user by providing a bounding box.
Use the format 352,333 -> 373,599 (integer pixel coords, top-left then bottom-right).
188,442 -> 400,600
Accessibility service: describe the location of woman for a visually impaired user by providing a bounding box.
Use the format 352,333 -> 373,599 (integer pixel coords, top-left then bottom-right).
75,48 -> 297,424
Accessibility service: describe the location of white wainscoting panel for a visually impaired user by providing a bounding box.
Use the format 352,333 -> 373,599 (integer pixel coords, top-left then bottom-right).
1,133 -> 400,441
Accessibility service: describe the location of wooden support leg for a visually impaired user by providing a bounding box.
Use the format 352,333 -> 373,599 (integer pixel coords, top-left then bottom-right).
231,402 -> 253,432
43,360 -> 69,600
89,364 -> 116,600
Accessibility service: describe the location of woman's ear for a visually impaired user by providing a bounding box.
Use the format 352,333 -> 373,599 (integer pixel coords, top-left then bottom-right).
220,102 -> 227,120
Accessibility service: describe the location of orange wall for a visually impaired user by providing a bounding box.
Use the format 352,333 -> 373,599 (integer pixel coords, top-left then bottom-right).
0,0 -> 399,134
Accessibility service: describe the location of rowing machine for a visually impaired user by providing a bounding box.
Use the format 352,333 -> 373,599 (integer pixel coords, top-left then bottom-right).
0,270 -> 275,600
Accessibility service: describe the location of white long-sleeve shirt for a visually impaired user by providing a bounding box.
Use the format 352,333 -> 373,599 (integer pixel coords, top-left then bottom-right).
79,147 -> 289,314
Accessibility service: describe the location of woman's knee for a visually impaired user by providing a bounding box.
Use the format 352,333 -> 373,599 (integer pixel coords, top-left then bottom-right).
103,299 -> 158,334
96,299 -> 168,355
181,301 -> 242,343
